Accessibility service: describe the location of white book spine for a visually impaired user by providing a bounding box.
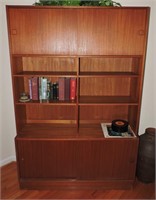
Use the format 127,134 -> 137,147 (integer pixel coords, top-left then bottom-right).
41,77 -> 47,100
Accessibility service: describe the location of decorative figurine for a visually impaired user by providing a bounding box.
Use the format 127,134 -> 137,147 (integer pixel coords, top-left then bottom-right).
19,92 -> 30,102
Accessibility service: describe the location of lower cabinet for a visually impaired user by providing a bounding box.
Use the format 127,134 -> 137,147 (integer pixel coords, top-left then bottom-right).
16,140 -> 77,179
16,137 -> 139,189
76,140 -> 138,180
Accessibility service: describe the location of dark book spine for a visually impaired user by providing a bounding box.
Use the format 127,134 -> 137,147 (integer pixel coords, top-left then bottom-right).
58,77 -> 65,101
50,82 -> 53,100
53,82 -> 58,100
65,77 -> 70,101
47,79 -> 51,100
56,82 -> 59,100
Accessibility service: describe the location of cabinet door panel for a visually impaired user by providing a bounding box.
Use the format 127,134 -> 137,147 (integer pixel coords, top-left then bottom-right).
16,139 -> 77,179
78,8 -> 148,55
76,139 -> 138,180
16,139 -> 138,180
8,8 -> 78,54
8,7 -> 148,55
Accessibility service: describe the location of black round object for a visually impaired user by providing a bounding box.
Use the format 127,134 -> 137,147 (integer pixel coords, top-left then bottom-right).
136,128 -> 155,183
111,119 -> 129,133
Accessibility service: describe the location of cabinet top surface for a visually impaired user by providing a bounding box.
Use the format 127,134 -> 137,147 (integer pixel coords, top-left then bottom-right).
6,5 -> 150,9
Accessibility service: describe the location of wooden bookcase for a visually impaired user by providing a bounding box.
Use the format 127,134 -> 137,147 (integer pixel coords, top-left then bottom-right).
7,6 -> 150,189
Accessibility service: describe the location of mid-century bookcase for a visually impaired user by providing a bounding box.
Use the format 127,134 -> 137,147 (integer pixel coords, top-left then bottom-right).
6,6 -> 150,189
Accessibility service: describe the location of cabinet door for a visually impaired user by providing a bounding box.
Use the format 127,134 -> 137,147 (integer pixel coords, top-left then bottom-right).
7,8 -> 78,54
76,139 -> 138,180
16,139 -> 77,179
16,138 -> 138,180
78,8 -> 149,55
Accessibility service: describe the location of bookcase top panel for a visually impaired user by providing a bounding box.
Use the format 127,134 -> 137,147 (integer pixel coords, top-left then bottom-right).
7,7 -> 149,55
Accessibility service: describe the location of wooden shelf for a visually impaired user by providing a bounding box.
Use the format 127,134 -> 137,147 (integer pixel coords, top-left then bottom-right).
13,71 -> 139,77
79,96 -> 138,105
16,99 -> 77,105
15,96 -> 137,105
17,123 -> 139,140
79,72 -> 139,77
17,123 -> 104,139
13,71 -> 77,77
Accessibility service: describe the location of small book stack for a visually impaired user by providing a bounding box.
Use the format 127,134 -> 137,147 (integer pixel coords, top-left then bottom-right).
28,77 -> 77,102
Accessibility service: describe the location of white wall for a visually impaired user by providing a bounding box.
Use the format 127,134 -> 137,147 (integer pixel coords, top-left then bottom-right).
120,1 -> 156,133
0,0 -> 35,166
0,0 -> 156,166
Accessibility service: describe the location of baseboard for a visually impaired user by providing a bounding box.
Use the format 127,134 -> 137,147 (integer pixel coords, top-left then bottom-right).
0,155 -> 16,167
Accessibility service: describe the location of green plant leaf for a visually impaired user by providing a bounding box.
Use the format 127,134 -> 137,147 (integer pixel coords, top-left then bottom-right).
62,0 -> 80,6
34,0 -> 121,6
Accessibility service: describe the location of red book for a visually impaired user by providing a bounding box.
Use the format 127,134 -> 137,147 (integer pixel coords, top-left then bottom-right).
70,78 -> 76,101
31,77 -> 39,100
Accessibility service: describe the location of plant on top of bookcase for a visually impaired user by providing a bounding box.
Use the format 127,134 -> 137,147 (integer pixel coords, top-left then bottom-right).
34,0 -> 121,7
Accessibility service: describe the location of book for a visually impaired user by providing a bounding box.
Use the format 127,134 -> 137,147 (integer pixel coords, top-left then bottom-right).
53,82 -> 58,100
39,77 -> 42,101
47,79 -> 51,100
31,77 -> 39,100
58,77 -> 65,101
41,77 -> 48,100
56,82 -> 59,100
28,77 -> 76,102
65,77 -> 70,100
50,82 -> 53,100
28,78 -> 32,100
70,78 -> 76,101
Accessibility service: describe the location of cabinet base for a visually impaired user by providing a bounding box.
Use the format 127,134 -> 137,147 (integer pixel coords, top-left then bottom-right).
19,179 -> 134,190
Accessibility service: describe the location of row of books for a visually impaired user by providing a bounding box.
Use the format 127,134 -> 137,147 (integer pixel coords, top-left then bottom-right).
28,77 -> 77,101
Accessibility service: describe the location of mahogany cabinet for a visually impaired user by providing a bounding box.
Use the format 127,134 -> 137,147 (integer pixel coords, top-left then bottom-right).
6,6 -> 150,189
16,137 -> 138,189
16,139 -> 77,179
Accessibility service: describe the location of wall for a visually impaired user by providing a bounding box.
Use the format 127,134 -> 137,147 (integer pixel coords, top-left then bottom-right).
0,0 -> 156,166
120,0 -> 156,133
0,0 -> 35,166
0,1 -> 16,166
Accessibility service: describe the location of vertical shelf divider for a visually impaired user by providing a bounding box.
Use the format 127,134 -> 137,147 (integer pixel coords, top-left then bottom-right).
75,57 -> 80,131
